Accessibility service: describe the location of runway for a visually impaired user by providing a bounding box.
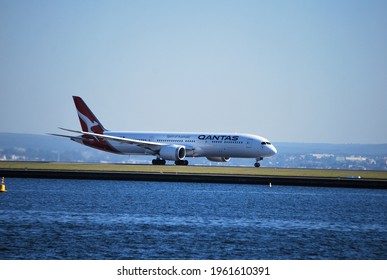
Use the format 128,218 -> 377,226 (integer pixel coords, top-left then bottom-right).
0,162 -> 386,189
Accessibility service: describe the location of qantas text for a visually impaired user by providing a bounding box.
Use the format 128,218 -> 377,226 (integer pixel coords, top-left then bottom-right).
198,135 -> 239,141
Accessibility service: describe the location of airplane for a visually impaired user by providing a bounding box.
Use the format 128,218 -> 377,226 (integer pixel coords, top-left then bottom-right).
51,96 -> 277,167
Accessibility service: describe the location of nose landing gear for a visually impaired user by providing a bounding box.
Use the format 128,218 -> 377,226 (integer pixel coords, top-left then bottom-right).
254,157 -> 263,168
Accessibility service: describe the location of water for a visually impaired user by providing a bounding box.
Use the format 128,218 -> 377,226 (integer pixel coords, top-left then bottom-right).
0,178 -> 386,259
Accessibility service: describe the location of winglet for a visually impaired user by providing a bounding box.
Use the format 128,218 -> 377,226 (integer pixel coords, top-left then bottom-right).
73,96 -> 107,133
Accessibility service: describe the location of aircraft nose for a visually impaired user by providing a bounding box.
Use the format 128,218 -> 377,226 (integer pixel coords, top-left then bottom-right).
260,141 -> 277,157
270,145 -> 277,156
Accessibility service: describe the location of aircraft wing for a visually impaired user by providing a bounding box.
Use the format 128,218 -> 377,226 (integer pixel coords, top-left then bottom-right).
58,128 -> 165,152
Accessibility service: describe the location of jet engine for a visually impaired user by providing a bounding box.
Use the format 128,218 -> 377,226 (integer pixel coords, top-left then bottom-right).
206,157 -> 231,162
160,145 -> 186,161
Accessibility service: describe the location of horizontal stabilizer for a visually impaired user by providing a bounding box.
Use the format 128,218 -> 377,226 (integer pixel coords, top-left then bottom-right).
48,133 -> 81,140
48,133 -> 87,144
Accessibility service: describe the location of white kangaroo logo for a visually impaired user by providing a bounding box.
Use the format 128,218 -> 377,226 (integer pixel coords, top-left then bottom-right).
77,111 -> 100,132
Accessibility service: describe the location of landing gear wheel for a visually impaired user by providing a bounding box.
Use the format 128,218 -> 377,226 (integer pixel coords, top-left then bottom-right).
175,160 -> 189,166
254,157 -> 263,168
152,159 -> 166,165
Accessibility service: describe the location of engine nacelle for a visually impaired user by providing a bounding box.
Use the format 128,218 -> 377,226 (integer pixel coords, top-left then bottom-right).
206,157 -> 231,162
160,145 -> 186,161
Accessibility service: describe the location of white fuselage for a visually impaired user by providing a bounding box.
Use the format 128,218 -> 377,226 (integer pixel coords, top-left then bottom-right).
105,131 -> 277,159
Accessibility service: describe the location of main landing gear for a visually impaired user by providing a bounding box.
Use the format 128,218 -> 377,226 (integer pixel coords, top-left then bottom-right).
175,160 -> 189,166
254,157 -> 263,168
151,158 -> 189,166
152,159 -> 166,165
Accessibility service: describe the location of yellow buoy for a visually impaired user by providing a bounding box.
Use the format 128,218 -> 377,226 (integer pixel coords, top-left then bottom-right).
0,177 -> 6,192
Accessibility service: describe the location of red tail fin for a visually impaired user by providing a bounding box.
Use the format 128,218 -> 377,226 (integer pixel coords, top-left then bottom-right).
73,96 -> 106,133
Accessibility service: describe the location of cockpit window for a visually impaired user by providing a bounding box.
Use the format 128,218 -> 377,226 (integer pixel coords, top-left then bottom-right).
261,142 -> 271,145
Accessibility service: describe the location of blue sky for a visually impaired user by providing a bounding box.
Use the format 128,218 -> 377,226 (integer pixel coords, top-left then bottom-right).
1,0 -> 386,143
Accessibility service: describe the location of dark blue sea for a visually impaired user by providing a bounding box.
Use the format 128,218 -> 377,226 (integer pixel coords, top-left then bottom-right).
0,178 -> 386,260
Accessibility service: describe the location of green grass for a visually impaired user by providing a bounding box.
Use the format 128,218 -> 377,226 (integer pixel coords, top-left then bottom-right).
1,161 -> 386,179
